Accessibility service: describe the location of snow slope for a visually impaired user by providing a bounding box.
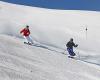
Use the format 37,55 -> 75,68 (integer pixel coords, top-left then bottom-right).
0,35 -> 100,80
0,1 -> 100,80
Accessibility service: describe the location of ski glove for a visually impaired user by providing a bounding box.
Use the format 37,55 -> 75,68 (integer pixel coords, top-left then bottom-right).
75,44 -> 78,47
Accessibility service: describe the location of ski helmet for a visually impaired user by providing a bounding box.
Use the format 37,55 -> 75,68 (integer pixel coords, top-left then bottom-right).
70,38 -> 73,41
26,25 -> 29,28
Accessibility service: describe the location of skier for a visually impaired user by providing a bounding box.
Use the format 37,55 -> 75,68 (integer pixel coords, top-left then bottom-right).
20,25 -> 33,45
66,38 -> 78,58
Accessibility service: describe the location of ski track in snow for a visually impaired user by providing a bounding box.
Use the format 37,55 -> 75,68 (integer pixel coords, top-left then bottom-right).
0,35 -> 63,80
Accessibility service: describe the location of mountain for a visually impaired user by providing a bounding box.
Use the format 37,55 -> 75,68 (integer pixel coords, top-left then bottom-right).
0,1 -> 100,80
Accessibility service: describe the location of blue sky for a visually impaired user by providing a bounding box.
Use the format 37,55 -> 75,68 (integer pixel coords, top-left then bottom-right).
1,0 -> 100,11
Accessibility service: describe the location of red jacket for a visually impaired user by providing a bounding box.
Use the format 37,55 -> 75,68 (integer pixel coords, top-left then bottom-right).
20,28 -> 30,36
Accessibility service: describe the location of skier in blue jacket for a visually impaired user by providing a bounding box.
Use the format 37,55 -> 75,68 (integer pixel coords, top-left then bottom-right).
66,38 -> 78,57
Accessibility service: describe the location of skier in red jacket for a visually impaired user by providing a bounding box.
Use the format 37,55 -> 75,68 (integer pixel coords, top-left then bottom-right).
20,25 -> 33,45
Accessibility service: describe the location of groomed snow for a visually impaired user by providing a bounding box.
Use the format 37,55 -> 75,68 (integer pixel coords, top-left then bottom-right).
0,1 -> 100,80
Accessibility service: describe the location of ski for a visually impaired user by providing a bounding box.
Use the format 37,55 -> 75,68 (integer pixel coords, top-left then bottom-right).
24,42 -> 33,46
68,56 -> 80,60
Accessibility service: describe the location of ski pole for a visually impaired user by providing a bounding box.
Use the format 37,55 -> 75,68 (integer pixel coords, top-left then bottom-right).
75,48 -> 81,59
77,51 -> 80,59
76,45 -> 80,59
62,50 -> 66,54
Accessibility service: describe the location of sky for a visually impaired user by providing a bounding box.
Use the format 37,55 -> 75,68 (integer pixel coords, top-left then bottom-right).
1,0 -> 100,11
